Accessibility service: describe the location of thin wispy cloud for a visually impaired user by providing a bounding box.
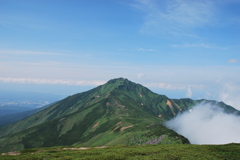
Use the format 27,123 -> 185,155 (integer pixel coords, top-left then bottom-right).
146,83 -> 186,90
0,50 -> 67,56
0,11 -> 50,30
145,83 -> 203,90
133,0 -> 215,35
171,43 -> 211,48
217,82 -> 240,110
1,59 -> 239,87
119,48 -> 157,52
136,48 -> 156,51
168,0 -> 214,26
0,77 -> 105,86
171,44 -> 240,50
137,73 -> 145,79
186,85 -> 192,98
228,59 -> 238,63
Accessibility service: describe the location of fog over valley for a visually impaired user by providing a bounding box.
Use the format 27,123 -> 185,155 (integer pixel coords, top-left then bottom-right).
166,102 -> 240,144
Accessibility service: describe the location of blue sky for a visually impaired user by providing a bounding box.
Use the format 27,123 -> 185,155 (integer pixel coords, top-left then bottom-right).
1,0 -> 240,106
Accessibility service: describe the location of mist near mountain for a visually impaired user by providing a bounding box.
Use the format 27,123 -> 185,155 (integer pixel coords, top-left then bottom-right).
217,82 -> 240,111
165,103 -> 240,144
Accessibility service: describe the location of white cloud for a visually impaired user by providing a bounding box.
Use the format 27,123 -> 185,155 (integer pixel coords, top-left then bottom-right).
0,77 -> 105,86
0,49 -> 67,56
228,59 -> 238,63
145,82 -> 204,90
1,56 -> 240,100
171,43 -> 211,48
166,0 -> 214,27
186,85 -> 192,98
202,80 -> 240,110
215,77 -> 223,83
165,103 -> 240,144
146,83 -> 186,90
137,73 -> 145,79
136,48 -> 156,52
118,48 -> 156,52
133,0 -> 215,35
217,82 -> 240,110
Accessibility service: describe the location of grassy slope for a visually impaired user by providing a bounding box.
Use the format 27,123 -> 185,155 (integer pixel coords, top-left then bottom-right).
0,103 -> 55,128
1,78 -> 237,139
0,87 -> 189,152
0,78 -> 190,152
0,78 -> 125,138
0,78 -> 239,152
1,143 -> 240,160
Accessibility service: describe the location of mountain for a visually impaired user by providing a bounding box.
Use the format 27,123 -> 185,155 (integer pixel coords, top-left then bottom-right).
0,106 -> 33,117
0,78 -> 238,152
0,102 -> 57,128
0,91 -> 65,117
172,98 -> 240,115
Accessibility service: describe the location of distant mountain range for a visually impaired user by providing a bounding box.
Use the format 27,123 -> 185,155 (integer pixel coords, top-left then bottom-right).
0,91 -> 66,116
0,103 -> 56,128
0,78 -> 239,152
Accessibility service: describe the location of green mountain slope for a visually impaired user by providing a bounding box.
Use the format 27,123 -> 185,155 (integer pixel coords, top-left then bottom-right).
0,78 -> 238,152
0,78 -> 185,139
172,98 -> 240,115
0,103 -> 56,128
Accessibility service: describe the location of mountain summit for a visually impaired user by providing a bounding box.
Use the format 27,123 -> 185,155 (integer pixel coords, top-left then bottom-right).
0,78 -> 238,152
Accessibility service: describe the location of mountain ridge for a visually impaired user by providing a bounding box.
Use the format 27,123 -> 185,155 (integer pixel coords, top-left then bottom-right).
0,77 -> 239,152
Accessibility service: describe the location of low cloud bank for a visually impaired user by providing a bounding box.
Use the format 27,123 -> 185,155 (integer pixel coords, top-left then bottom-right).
165,103 -> 240,144
0,77 -> 105,86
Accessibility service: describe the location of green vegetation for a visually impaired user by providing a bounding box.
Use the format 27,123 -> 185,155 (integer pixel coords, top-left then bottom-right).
0,103 -> 54,128
1,143 -> 240,160
0,78 -> 239,152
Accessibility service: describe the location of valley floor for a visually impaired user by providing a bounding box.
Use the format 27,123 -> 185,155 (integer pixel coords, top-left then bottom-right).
1,143 -> 240,160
